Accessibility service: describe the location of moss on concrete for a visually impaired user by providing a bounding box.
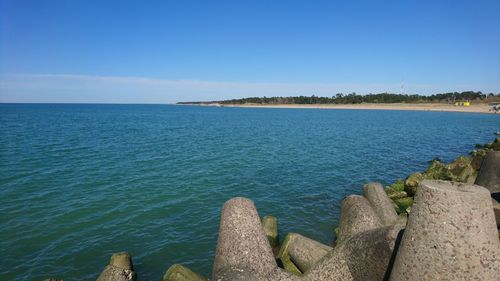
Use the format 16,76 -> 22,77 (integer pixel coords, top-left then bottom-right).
387,179 -> 405,192
163,264 -> 208,281
394,197 -> 414,214
423,160 -> 452,180
277,233 -> 303,276
404,172 -> 423,196
448,156 -> 475,183
388,191 -> 408,200
262,215 -> 279,249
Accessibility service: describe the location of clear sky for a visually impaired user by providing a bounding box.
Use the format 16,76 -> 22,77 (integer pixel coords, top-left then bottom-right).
1,0 -> 499,103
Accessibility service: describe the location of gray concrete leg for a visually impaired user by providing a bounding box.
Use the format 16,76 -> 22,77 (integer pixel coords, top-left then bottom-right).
305,224 -> 404,281
286,233 -> 332,273
475,151 -> 500,193
363,182 -> 399,226
212,197 -> 277,280
163,264 -> 208,281
389,180 -> 500,281
96,252 -> 136,281
262,215 -> 279,249
337,195 -> 382,244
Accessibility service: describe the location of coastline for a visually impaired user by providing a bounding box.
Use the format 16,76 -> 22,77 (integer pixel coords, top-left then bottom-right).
181,103 -> 495,114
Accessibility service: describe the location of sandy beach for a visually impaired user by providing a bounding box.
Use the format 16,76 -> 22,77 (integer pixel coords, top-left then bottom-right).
192,103 -> 496,114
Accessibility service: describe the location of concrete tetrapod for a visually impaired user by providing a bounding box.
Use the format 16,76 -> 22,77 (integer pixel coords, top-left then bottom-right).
277,234 -> 304,276
492,198 -> 500,228
262,215 -> 279,249
305,224 -> 404,281
96,252 -> 136,281
475,151 -> 500,194
163,264 -> 209,281
337,195 -> 382,244
389,180 -> 500,281
363,182 -> 398,226
285,233 -> 332,273
212,197 -> 277,280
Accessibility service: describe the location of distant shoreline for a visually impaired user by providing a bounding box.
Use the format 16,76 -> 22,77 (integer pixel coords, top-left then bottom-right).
178,103 -> 496,114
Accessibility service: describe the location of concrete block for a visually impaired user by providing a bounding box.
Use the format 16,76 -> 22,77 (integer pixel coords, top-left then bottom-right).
364,182 -> 399,225
475,151 -> 500,193
389,180 -> 500,281
96,252 -> 136,281
262,215 -> 279,249
286,233 -> 332,273
305,224 -> 404,281
212,197 -> 276,280
337,195 -> 382,244
109,252 -> 133,270
277,234 -> 302,276
493,198 -> 500,228
163,264 -> 208,281
266,268 -> 302,281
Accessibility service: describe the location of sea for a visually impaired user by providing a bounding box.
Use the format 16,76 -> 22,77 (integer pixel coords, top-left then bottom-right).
1,103 -> 498,280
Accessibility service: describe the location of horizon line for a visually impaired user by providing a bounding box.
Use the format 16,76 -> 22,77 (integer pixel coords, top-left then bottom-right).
1,73 -> 499,104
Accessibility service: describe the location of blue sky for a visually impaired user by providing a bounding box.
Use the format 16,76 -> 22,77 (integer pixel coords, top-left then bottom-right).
1,0 -> 499,103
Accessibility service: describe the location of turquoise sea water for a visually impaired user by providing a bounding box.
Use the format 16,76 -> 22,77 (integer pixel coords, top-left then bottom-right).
1,104 -> 498,280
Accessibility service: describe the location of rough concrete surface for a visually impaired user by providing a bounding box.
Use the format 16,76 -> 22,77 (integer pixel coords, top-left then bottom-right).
337,195 -> 382,244
287,233 -> 332,273
163,264 -> 208,281
96,252 -> 136,281
109,252 -> 133,271
305,224 -> 404,281
492,198 -> 500,228
363,182 -> 399,226
389,180 -> 500,281
475,151 -> 500,193
212,197 -> 277,280
262,215 -> 279,249
277,233 -> 303,276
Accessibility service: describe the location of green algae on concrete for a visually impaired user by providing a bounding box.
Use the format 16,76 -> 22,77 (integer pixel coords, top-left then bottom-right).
262,215 -> 279,249
394,197 -> 414,214
109,252 -> 134,270
387,179 -> 405,193
97,252 -> 136,281
387,190 -> 407,200
423,160 -> 453,181
448,156 -> 476,183
277,233 -> 303,276
471,149 -> 488,170
404,172 -> 423,196
163,264 -> 209,281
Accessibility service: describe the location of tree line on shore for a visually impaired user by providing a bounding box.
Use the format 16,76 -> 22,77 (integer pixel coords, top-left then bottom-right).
178,91 -> 500,105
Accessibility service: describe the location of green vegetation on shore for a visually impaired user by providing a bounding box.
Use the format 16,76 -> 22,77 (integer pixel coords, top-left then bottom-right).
385,136 -> 500,215
178,91 -> 500,105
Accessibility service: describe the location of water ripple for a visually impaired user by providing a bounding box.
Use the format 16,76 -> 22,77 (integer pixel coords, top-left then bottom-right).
1,104 -> 498,280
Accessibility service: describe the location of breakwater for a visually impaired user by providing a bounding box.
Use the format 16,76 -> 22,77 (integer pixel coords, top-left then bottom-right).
45,137 -> 500,280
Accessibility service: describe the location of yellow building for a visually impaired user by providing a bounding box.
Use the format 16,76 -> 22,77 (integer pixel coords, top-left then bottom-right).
454,100 -> 470,106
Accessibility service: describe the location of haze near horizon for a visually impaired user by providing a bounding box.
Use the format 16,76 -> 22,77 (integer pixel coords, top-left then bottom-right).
1,0 -> 499,103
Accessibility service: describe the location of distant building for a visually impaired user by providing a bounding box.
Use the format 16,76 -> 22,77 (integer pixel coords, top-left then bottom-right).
454,100 -> 470,106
